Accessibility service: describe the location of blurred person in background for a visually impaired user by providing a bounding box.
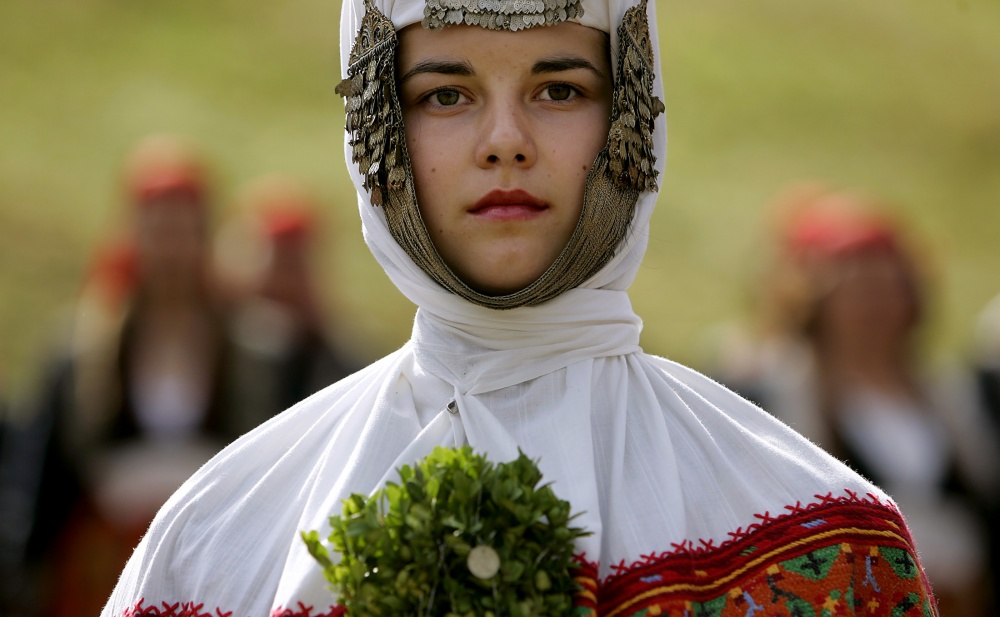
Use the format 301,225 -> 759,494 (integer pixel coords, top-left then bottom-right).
0,371 -> 17,613
221,175 -> 363,419
972,292 -> 1000,608
0,368 -> 7,450
0,135 -> 274,617
712,185 -> 1000,617
974,292 -> 1000,426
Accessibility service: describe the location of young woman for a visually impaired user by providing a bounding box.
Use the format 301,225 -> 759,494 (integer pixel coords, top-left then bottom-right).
102,1 -> 937,615
0,136 -> 258,617
715,193 -> 998,615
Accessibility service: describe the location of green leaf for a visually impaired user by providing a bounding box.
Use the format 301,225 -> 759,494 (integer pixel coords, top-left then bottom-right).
535,570 -> 552,592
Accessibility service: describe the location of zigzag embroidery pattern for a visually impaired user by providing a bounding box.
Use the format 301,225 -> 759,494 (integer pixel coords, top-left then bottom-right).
121,599 -> 344,617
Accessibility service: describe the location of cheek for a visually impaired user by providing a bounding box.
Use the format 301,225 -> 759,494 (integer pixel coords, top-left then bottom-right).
405,120 -> 452,228
565,116 -> 608,188
404,117 -> 442,171
568,109 -> 609,167
406,122 -> 464,212
403,117 -> 424,176
404,120 -> 431,194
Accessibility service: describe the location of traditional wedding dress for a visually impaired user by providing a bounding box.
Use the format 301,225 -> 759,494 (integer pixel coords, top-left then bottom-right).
102,1 -> 936,615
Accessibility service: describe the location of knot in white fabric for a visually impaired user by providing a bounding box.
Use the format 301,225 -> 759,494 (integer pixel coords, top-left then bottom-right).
411,287 -> 642,395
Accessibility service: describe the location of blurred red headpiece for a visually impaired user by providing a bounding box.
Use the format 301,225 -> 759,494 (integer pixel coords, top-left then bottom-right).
243,175 -> 319,242
261,204 -> 314,241
124,134 -> 207,207
781,190 -> 901,260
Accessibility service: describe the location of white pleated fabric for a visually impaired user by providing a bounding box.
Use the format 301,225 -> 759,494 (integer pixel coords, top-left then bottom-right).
102,1 -> 892,615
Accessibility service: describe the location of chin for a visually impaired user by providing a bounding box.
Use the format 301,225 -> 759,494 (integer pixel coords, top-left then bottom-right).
469,280 -> 533,296
463,269 -> 544,296
450,248 -> 559,296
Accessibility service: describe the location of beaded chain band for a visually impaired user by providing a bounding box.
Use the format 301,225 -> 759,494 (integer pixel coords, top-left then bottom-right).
422,0 -> 585,31
337,0 -> 663,309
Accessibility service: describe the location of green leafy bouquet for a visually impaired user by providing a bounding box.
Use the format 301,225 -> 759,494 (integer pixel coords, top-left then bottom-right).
302,446 -> 590,617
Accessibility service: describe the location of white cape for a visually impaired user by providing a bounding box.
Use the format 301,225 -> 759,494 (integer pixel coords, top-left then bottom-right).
102,289 -> 889,615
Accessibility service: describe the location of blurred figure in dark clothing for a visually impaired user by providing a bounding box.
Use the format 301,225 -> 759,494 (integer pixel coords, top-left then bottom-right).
712,184 -> 1000,617
0,135 -> 271,617
224,175 -> 363,418
972,293 -> 1000,613
975,294 -> 1000,425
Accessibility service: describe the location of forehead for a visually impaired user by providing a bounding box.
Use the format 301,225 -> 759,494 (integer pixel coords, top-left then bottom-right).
397,21 -> 609,67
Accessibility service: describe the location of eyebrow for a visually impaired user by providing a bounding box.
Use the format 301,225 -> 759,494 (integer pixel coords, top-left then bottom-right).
532,56 -> 606,79
400,59 -> 474,83
399,55 -> 606,83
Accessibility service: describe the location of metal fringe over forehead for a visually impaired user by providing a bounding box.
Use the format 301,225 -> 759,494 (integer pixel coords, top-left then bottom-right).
423,0 -> 584,31
337,0 -> 663,309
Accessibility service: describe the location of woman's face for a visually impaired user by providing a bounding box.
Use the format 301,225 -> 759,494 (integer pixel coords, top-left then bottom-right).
135,196 -> 207,295
818,251 -> 918,353
398,22 -> 612,295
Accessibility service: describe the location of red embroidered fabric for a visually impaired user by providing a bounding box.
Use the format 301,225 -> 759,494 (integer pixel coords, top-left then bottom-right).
122,600 -> 345,617
269,603 -> 345,617
572,491 -> 937,617
120,492 -> 936,617
122,600 -> 235,617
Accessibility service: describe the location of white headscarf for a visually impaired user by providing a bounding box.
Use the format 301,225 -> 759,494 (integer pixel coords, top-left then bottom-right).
102,2 -> 904,616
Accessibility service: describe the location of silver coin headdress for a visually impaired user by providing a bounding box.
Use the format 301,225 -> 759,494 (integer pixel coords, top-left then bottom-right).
423,0 -> 584,31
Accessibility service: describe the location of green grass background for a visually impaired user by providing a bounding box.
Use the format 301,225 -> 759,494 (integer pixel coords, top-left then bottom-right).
1,0 -> 998,401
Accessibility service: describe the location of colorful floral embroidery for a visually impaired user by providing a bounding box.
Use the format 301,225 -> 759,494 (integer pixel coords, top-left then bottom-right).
570,491 -> 937,617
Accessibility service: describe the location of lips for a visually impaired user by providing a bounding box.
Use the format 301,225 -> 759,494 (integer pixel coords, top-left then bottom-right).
470,189 -> 548,219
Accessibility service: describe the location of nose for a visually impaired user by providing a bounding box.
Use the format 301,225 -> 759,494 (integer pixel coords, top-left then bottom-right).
474,100 -> 536,169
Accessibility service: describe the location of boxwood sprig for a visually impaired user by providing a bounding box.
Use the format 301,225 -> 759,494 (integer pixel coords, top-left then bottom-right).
302,446 -> 590,617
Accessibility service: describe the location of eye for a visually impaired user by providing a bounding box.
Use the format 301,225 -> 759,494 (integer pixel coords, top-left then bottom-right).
539,83 -> 578,102
430,89 -> 461,106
